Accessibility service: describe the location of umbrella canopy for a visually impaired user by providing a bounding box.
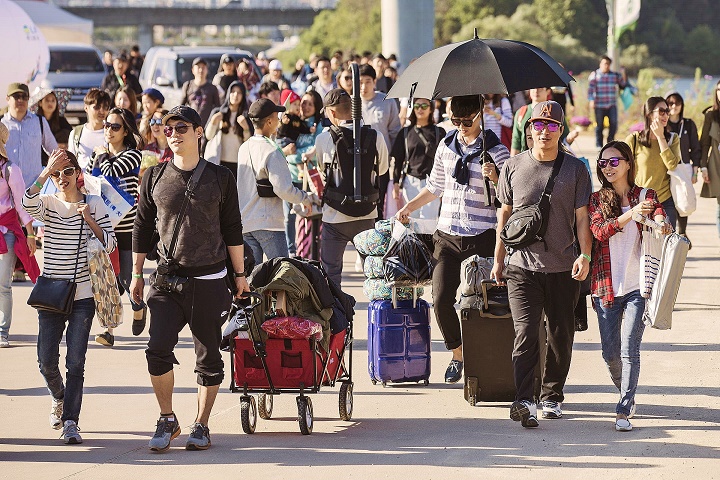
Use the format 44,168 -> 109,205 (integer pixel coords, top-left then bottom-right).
29,87 -> 72,116
387,35 -> 574,100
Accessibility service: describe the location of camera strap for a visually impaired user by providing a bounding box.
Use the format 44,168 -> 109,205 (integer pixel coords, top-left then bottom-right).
165,159 -> 207,262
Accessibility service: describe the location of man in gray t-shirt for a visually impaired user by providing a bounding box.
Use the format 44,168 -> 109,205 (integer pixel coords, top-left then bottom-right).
492,101 -> 592,429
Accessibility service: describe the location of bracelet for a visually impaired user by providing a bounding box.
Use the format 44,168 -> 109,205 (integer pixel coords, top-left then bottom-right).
132,273 -> 143,278
234,271 -> 246,278
33,180 -> 44,189
581,253 -> 591,262
27,235 -> 36,238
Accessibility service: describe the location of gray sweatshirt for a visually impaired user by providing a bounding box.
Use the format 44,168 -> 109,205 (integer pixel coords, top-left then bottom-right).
236,135 -> 309,233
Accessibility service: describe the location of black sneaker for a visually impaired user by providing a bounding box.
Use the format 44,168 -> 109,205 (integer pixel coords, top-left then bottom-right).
510,400 -> 539,428
149,415 -> 180,452
95,332 -> 114,347
185,422 -> 211,450
575,316 -> 588,332
444,359 -> 463,383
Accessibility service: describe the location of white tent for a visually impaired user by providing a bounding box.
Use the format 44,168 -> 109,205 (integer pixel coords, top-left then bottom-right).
14,0 -> 93,45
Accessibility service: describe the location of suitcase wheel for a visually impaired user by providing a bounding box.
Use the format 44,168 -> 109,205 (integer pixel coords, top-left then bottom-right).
422,379 -> 429,386
258,393 -> 273,420
339,381 -> 353,421
469,394 -> 477,407
371,380 -> 377,385
297,396 -> 313,435
240,395 -> 257,434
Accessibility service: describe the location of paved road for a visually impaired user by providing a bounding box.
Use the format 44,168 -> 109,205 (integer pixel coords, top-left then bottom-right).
1,132 -> 719,479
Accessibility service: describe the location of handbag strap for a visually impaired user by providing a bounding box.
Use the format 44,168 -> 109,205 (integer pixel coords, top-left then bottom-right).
70,195 -> 86,283
166,159 -> 207,261
536,152 -> 565,238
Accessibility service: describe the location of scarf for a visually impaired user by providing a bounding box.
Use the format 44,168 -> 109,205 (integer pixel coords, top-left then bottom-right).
446,129 -> 501,185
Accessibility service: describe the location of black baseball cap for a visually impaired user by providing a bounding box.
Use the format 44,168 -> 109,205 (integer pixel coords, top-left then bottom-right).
162,105 -> 202,127
321,88 -> 350,114
248,98 -> 285,120
192,57 -> 208,67
220,54 -> 234,64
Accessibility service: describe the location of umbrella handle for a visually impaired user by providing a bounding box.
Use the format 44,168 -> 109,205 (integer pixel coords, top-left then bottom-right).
479,95 -> 493,206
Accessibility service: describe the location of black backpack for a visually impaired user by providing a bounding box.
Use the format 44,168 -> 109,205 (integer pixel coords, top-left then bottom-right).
323,125 -> 380,217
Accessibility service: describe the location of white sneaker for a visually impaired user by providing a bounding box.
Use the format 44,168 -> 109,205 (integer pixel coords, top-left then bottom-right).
541,400 -> 563,419
0,336 -> 9,348
615,417 -> 632,432
61,420 -> 82,444
628,402 -> 637,419
50,397 -> 63,430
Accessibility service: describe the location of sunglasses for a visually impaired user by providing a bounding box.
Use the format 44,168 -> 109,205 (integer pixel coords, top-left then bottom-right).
49,167 -> 78,178
10,93 -> 29,101
163,123 -> 191,137
149,118 -> 163,126
597,157 -> 627,169
653,108 -> 670,115
340,75 -> 352,81
532,121 -> 561,133
91,103 -> 109,111
103,121 -> 123,132
450,111 -> 481,127
413,103 -> 430,110
666,101 -> 681,107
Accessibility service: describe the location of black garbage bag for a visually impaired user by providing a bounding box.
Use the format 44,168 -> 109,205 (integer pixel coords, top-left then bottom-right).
382,221 -> 434,286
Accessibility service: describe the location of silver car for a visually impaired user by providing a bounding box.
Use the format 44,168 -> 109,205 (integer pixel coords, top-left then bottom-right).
44,44 -> 106,125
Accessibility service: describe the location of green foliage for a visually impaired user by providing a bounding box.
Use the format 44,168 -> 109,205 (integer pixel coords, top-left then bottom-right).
282,0 -> 381,61
533,0 -> 605,52
435,0 -> 520,46
683,25 -> 720,74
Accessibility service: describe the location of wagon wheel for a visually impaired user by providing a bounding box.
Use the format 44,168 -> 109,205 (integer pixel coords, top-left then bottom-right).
339,381 -> 353,421
297,396 -> 313,435
258,393 -> 273,420
240,395 -> 257,434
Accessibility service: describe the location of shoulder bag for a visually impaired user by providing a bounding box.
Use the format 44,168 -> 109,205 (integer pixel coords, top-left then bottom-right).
500,152 -> 565,251
27,199 -> 85,315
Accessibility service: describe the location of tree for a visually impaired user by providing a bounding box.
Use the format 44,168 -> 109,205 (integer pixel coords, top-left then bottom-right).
434,0 -> 521,46
532,0 -> 606,53
684,25 -> 720,73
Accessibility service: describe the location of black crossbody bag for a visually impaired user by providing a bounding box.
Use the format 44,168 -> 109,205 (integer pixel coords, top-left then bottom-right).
500,153 -> 565,251
28,197 -> 85,315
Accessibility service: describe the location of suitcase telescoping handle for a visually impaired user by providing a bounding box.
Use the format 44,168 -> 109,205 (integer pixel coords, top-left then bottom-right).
391,285 -> 419,309
480,279 -> 498,314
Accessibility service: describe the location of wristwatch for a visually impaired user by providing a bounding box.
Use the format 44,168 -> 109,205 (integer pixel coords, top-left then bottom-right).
233,271 -> 246,278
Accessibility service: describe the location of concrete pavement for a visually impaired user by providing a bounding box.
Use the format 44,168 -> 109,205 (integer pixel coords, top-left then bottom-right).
1,132 -> 719,479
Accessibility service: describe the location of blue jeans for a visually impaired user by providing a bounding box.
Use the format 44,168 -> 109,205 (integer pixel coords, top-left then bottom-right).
37,297 -> 95,423
594,105 -> 618,148
593,290 -> 646,416
661,196 -> 678,230
283,200 -> 297,255
243,230 -> 289,265
0,232 -> 17,337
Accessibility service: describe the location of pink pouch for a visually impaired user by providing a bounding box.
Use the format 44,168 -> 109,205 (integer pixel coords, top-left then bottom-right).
262,316 -> 323,340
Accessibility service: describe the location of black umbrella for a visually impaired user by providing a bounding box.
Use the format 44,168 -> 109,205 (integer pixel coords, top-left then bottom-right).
386,32 -> 574,100
386,31 -> 574,205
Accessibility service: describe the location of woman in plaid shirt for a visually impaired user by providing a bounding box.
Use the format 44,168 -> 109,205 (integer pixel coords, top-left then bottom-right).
588,140 -> 670,432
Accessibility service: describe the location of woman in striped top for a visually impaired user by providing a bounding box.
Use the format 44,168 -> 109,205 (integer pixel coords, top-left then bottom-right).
23,149 -> 116,444
95,107 -> 143,347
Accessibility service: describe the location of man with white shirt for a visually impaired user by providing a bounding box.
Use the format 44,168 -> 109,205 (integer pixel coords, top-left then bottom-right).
315,89 -> 389,287
68,89 -> 111,171
2,83 -> 58,188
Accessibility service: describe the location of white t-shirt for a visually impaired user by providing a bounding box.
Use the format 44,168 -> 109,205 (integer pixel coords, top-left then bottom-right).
69,125 -> 106,171
609,205 -> 641,297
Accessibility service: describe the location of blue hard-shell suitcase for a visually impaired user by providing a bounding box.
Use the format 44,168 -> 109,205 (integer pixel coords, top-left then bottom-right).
367,298 -> 431,386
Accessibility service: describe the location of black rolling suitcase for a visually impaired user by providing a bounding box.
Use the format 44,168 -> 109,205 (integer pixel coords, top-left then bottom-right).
461,280 -> 546,405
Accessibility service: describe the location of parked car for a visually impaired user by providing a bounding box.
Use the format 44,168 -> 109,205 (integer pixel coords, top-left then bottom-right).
43,44 -> 106,125
139,46 -> 261,109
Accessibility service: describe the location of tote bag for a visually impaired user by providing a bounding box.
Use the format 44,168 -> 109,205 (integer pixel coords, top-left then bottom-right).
668,163 -> 697,217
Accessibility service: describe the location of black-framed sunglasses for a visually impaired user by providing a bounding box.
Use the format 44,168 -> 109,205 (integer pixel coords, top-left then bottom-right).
597,157 -> 627,169
413,103 -> 430,110
10,93 -> 29,101
91,103 -> 109,111
163,123 -> 191,137
450,111 -> 481,127
653,107 -> 670,115
532,121 -> 561,133
149,118 -> 163,126
49,167 -> 78,178
103,121 -> 123,132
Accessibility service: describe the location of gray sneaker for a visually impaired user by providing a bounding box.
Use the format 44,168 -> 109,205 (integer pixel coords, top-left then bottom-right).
541,400 -> 563,419
61,420 -> 82,444
50,397 -> 64,430
185,422 -> 211,450
149,415 -> 180,452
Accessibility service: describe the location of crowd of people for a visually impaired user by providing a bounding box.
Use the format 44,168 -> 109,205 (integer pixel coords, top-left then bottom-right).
0,48 -> 718,448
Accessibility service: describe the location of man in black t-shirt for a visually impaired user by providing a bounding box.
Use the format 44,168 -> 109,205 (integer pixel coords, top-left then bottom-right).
181,57 -> 221,128
131,105 -> 249,452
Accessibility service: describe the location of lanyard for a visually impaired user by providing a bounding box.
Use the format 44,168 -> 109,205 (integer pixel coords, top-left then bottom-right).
255,135 -> 285,158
